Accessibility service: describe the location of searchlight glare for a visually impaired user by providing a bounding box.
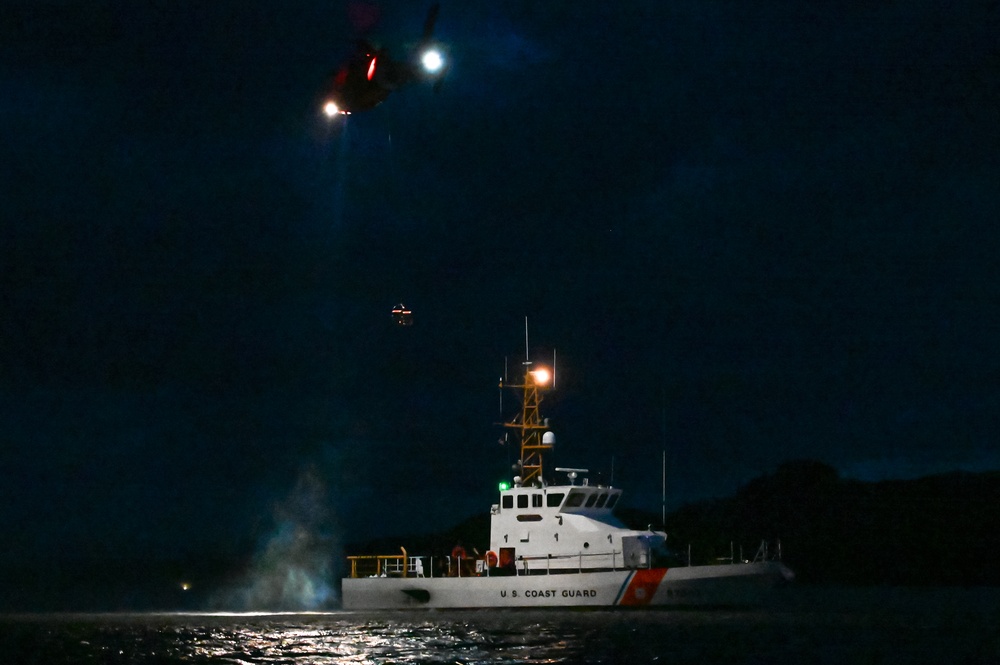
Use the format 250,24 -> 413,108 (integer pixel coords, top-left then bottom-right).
323,100 -> 348,117
531,368 -> 550,385
420,48 -> 445,74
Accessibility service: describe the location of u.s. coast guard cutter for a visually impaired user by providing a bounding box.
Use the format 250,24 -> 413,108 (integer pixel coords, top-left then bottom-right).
342,355 -> 794,609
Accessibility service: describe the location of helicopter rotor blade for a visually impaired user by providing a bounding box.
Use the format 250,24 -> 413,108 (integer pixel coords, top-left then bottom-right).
421,3 -> 440,44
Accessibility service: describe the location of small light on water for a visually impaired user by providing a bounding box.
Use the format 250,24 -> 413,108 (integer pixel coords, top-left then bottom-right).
180,582 -> 191,591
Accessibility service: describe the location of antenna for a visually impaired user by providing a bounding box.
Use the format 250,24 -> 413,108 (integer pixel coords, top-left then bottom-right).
661,387 -> 667,526
662,450 -> 666,526
524,316 -> 529,364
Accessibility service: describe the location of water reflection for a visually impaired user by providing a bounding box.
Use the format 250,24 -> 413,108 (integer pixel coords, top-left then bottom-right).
6,591 -> 999,665
175,612 -> 581,664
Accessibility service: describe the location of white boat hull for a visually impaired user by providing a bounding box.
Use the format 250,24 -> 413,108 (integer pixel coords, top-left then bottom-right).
342,561 -> 793,609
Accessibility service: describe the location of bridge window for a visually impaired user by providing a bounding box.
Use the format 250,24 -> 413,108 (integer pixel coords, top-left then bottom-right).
605,493 -> 620,509
565,490 -> 587,508
585,493 -> 598,508
532,493 -> 543,508
595,493 -> 608,508
546,492 -> 565,508
517,494 -> 528,509
502,495 -> 513,509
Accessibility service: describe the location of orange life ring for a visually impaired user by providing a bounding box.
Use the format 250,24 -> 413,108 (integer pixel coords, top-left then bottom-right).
485,550 -> 499,567
451,545 -> 468,560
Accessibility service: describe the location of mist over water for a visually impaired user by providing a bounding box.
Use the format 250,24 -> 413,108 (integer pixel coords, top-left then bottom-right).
210,467 -> 342,611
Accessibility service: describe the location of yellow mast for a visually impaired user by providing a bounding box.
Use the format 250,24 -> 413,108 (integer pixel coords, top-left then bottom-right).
503,366 -> 552,486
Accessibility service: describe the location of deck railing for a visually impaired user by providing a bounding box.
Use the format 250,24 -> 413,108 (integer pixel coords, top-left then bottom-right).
347,554 -> 405,578
517,550 -> 626,573
346,550 -> 632,578
346,541 -> 784,578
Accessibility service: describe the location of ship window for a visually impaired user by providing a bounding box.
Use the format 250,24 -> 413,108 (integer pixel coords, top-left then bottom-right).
546,492 -> 565,508
595,493 -> 608,508
517,494 -> 528,509
532,493 -> 543,508
585,492 -> 598,508
516,514 -> 543,522
565,490 -> 587,508
605,492 -> 620,509
502,495 -> 513,510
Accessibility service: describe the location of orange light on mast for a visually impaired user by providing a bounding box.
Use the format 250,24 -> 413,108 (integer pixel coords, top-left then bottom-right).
530,367 -> 550,385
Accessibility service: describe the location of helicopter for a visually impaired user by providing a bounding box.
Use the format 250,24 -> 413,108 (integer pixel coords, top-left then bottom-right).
390,303 -> 413,326
322,3 -> 447,117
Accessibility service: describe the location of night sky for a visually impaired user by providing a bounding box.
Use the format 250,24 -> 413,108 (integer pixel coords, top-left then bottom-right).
2,1 -> 998,602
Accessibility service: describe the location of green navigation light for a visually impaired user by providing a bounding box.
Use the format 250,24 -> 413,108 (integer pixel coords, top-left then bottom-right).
498,481 -> 510,491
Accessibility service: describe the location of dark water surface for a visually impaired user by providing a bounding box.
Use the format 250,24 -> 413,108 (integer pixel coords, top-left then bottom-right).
2,588 -> 998,664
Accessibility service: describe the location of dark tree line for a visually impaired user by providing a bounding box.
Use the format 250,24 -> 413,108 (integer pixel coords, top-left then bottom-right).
404,460 -> 1000,587
653,460 -> 1000,586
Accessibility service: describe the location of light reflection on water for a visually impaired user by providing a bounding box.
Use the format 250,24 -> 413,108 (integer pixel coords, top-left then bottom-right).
2,589 -> 999,664
169,613 -> 587,664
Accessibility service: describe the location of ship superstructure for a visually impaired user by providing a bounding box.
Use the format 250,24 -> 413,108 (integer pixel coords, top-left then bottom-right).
488,366 -> 664,573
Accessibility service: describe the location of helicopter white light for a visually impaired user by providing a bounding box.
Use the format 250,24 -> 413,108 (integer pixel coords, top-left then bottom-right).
323,101 -> 350,117
420,48 -> 445,74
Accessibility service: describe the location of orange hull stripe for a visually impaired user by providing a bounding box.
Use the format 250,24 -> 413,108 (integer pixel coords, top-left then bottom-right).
617,568 -> 667,606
